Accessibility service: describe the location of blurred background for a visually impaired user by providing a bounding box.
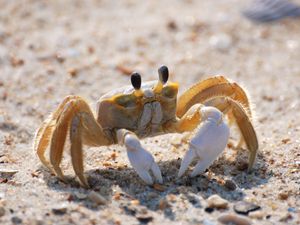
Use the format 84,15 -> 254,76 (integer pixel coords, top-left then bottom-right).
1,0 -> 300,132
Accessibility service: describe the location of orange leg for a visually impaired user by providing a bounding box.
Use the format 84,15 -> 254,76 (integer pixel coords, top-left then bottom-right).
34,96 -> 112,187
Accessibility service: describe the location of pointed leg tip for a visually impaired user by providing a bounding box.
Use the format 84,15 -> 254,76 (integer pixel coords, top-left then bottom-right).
247,166 -> 253,173
58,176 -> 68,184
157,177 -> 163,184
189,172 -> 198,178
177,170 -> 185,178
144,180 -> 154,185
151,163 -> 163,184
80,180 -> 90,189
136,170 -> 154,185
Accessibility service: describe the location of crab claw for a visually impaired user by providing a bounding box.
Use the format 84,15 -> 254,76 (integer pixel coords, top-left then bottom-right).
178,106 -> 230,178
124,134 -> 163,185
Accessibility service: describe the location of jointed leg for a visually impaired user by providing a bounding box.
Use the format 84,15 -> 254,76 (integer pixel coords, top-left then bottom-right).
34,95 -> 112,187
69,111 -> 112,188
50,101 -> 76,182
177,76 -> 251,118
34,96 -> 80,170
70,116 -> 89,188
34,117 -> 55,170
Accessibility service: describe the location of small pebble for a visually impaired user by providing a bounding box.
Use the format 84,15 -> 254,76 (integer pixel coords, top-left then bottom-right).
0,206 -> 5,217
113,192 -> 121,201
136,214 -> 153,224
123,205 -> 137,216
278,191 -> 289,200
279,213 -> 293,222
236,161 -> 248,171
234,201 -> 261,215
248,210 -> 264,220
170,135 -> 183,147
205,207 -> 214,213
10,56 -> 24,67
203,219 -> 217,225
153,183 -> 165,192
11,216 -> 22,224
88,191 -> 107,205
0,169 -> 18,176
158,198 -> 169,210
218,213 -> 252,225
281,138 -> 290,144
52,204 -> 67,215
32,219 -> 44,225
74,192 -> 87,200
287,207 -> 297,213
207,194 -> 229,209
224,179 -> 237,191
166,194 -> 176,202
167,20 -> 178,31
209,33 -> 233,51
130,200 -> 140,206
68,68 -> 78,77
148,192 -> 159,199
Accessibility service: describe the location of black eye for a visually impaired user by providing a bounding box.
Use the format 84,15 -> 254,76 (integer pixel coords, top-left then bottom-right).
162,86 -> 177,98
158,65 -> 169,84
131,72 -> 141,90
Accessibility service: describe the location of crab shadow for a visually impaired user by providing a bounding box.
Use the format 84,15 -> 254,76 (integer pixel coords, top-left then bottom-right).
41,146 -> 270,221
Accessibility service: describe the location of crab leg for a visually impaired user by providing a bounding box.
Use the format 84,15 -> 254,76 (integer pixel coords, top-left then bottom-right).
50,101 -> 75,182
176,76 -> 251,118
34,95 -> 80,170
34,117 -> 55,170
68,110 -> 112,188
35,95 -> 112,187
116,129 -> 163,185
70,116 -> 89,188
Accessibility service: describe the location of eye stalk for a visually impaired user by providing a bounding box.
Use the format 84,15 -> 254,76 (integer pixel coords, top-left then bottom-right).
158,65 -> 169,84
131,72 -> 143,97
131,72 -> 141,90
154,65 -> 169,93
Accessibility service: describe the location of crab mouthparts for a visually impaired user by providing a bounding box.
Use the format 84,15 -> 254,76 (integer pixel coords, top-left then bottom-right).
143,89 -> 154,98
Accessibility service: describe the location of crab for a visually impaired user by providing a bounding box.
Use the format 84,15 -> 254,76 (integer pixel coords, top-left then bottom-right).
33,65 -> 258,188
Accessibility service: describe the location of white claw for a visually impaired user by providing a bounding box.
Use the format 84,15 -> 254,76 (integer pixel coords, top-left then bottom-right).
178,106 -> 230,178
190,160 -> 208,177
135,169 -> 153,185
124,134 -> 162,185
151,162 -> 163,184
178,148 -> 195,178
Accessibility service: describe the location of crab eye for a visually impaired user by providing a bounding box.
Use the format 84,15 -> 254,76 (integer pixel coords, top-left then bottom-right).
158,65 -> 169,84
131,72 -> 141,90
162,86 -> 177,98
